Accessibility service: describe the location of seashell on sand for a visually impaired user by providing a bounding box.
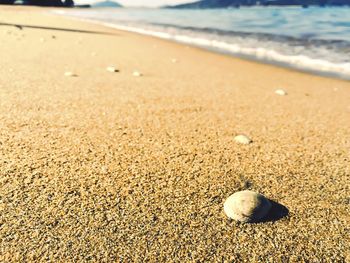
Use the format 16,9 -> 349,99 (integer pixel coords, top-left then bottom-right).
64,72 -> 77,77
224,190 -> 271,223
133,71 -> 142,77
106,66 -> 119,73
234,135 -> 252,145
275,89 -> 287,96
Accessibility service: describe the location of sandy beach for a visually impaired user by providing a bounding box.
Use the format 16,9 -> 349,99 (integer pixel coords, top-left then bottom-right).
0,6 -> 349,262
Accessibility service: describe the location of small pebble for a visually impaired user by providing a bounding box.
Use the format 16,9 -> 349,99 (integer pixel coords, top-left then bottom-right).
171,58 -> 178,63
64,72 -> 77,77
224,190 -> 271,223
234,135 -> 252,145
101,166 -> 108,174
40,37 -> 45,43
106,66 -> 119,73
133,71 -> 142,77
275,89 -> 287,96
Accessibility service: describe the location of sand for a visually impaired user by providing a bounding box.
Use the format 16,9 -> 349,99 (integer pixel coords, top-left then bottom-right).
0,6 -> 349,262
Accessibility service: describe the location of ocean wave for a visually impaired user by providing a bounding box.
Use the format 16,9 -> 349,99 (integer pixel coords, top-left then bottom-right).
53,9 -> 350,80
102,22 -> 350,79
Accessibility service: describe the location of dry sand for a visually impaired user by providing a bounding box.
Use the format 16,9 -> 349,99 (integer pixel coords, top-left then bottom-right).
0,7 -> 349,262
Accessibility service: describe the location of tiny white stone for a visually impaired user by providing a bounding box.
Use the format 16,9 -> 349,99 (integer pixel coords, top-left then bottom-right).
64,72 -> 76,77
91,52 -> 96,56
171,58 -> 178,63
101,166 -> 108,174
133,71 -> 142,77
234,135 -> 252,145
224,190 -> 271,223
106,66 -> 118,73
275,89 -> 287,96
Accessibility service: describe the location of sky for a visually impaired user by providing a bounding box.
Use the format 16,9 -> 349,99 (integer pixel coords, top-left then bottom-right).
76,0 -> 191,7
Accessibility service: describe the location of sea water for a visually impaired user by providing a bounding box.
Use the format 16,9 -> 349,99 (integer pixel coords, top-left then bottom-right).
55,7 -> 350,79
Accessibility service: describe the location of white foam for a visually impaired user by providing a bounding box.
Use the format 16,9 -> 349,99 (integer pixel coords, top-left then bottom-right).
101,22 -> 350,78
52,11 -> 350,79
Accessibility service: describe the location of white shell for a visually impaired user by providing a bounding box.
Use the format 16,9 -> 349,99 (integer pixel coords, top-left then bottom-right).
106,66 -> 118,73
133,71 -> 142,77
224,190 -> 271,223
234,135 -> 252,145
64,72 -> 76,77
275,89 -> 287,96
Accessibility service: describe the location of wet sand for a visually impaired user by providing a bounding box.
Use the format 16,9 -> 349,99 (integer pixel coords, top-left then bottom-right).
0,6 -> 349,262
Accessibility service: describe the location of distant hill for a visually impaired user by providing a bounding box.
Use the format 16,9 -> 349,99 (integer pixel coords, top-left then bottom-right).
166,0 -> 350,8
166,0 -> 241,8
92,0 -> 122,7
1,0 -> 74,6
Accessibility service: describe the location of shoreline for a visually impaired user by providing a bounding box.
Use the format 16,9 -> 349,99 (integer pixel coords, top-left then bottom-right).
1,6 -> 349,261
52,9 -> 350,81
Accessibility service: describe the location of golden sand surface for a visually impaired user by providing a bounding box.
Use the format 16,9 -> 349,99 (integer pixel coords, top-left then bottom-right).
0,7 -> 349,262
